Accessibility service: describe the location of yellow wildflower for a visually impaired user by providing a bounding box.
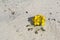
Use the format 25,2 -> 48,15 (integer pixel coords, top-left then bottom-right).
32,14 -> 46,27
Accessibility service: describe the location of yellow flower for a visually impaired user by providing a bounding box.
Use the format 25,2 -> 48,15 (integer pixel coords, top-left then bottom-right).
32,14 -> 46,27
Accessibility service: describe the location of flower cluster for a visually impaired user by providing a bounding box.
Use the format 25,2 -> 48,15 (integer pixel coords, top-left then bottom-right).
32,14 -> 46,27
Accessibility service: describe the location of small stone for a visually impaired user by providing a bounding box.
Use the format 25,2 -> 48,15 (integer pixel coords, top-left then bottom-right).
35,31 -> 38,34
28,28 -> 33,31
12,12 -> 15,15
41,27 -> 45,31
26,25 -> 30,27
28,28 -> 31,31
52,19 -> 56,21
26,11 -> 28,13
50,12 -> 52,15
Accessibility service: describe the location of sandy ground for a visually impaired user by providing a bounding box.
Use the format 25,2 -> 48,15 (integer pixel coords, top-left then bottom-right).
0,0 -> 60,40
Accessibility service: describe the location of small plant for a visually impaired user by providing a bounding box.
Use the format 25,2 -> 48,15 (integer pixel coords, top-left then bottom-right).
32,14 -> 46,26
26,14 -> 46,34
